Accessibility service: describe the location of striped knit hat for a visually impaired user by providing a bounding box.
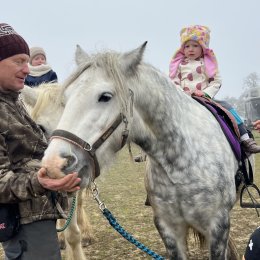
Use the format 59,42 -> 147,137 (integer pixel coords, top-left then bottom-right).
0,23 -> 29,61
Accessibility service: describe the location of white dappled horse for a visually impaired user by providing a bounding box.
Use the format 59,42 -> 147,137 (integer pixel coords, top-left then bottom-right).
21,82 -> 93,260
40,43 -> 241,259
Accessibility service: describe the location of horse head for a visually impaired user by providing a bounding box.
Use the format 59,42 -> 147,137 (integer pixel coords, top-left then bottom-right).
41,42 -> 147,188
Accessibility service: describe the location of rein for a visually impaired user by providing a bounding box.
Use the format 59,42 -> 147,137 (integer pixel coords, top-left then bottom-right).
51,113 -> 129,179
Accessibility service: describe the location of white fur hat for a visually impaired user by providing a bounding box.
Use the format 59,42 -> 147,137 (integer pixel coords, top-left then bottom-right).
29,47 -> 46,64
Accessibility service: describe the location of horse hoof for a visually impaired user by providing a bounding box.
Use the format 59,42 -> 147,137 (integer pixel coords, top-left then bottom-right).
59,240 -> 66,250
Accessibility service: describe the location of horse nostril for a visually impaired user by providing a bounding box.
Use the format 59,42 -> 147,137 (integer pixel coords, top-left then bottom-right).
61,154 -> 78,173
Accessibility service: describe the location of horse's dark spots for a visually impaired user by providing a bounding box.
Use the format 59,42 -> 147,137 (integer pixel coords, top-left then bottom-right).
134,137 -> 151,151
163,236 -> 183,259
209,213 -> 230,258
166,242 -> 180,260
154,217 -> 181,259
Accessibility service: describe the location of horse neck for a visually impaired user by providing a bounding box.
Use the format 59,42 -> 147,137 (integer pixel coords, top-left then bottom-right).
129,70 -> 202,155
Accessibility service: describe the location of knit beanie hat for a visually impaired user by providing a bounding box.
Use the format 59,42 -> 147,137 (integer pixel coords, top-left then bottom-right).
169,25 -> 218,79
0,23 -> 29,61
29,47 -> 46,64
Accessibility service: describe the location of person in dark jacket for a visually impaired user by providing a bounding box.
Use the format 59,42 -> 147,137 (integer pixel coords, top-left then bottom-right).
24,46 -> 58,87
243,226 -> 260,260
0,23 -> 80,260
244,122 -> 260,259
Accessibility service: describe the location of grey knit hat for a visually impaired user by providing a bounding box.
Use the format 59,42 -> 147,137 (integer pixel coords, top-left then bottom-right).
0,23 -> 30,61
29,47 -> 46,64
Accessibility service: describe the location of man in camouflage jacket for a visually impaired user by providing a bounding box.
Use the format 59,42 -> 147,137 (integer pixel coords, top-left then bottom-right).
0,23 -> 81,260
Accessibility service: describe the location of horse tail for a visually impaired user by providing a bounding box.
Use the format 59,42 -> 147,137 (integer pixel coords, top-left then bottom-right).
227,235 -> 239,260
191,230 -> 239,259
191,229 -> 206,249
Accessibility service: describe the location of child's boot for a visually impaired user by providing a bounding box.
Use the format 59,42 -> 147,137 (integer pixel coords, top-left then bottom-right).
241,138 -> 260,154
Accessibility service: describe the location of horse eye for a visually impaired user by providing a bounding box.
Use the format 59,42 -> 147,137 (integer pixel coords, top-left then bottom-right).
98,92 -> 113,102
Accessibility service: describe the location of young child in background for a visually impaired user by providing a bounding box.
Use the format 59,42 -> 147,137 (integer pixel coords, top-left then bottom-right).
169,25 -> 260,154
25,46 -> 58,87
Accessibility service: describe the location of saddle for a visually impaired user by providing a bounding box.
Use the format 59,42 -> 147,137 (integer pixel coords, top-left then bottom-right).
193,96 -> 260,210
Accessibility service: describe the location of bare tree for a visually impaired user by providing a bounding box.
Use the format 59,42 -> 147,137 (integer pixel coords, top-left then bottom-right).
243,72 -> 260,89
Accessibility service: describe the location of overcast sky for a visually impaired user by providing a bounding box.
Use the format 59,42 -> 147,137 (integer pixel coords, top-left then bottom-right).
2,0 -> 259,98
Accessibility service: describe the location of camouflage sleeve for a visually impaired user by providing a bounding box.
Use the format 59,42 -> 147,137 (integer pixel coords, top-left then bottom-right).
0,134 -> 46,203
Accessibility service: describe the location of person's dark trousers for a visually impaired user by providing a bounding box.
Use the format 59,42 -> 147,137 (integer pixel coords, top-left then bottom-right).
2,220 -> 61,260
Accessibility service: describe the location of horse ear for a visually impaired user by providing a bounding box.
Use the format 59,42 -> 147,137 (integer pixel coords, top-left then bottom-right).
75,44 -> 89,65
21,85 -> 39,107
120,41 -> 147,75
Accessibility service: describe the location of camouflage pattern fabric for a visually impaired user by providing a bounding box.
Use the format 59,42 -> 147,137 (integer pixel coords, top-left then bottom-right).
0,90 -> 68,224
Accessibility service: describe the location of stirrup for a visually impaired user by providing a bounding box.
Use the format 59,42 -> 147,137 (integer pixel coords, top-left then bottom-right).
240,184 -> 260,210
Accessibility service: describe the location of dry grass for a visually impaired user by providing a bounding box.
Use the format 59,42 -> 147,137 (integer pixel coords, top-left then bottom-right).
1,133 -> 260,259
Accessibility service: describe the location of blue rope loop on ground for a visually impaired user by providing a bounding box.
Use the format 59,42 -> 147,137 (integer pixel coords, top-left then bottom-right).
103,208 -> 165,260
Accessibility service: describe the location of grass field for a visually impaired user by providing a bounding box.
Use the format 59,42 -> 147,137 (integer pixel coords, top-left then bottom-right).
1,133 -> 260,259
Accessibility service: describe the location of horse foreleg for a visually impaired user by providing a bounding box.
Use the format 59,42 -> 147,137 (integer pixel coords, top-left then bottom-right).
227,235 -> 239,260
77,189 -> 94,247
57,219 -> 66,249
154,215 -> 188,260
64,200 -> 86,260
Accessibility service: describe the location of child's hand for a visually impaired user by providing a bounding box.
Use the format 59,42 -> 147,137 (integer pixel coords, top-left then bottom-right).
192,89 -> 204,97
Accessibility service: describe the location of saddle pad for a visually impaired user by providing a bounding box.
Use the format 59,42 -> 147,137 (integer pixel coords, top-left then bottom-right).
193,96 -> 241,161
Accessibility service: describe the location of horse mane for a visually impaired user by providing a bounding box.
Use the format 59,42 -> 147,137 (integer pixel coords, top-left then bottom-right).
30,83 -> 64,120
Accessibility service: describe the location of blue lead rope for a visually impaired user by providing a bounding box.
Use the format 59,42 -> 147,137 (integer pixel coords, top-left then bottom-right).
102,208 -> 165,260
92,181 -> 165,259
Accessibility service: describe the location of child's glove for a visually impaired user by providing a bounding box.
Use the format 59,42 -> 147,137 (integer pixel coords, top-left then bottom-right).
192,89 -> 205,97
192,90 -> 211,99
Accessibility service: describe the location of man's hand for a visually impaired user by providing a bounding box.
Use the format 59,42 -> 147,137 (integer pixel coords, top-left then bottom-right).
37,168 -> 81,192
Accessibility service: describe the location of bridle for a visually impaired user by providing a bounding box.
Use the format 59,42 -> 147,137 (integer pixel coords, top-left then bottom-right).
50,113 -> 129,180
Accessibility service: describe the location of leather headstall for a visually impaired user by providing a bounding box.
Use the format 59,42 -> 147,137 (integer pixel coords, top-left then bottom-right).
50,113 -> 129,180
